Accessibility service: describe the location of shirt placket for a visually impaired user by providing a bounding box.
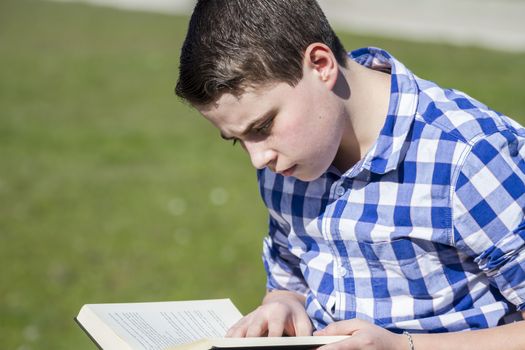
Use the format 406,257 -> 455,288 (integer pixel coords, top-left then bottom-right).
323,177 -> 355,321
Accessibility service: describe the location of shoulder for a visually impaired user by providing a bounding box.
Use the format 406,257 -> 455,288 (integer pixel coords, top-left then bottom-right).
414,77 -> 524,146
450,117 -> 525,252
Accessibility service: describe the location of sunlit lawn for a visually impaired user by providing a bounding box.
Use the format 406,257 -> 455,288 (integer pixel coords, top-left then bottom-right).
1,0 -> 524,349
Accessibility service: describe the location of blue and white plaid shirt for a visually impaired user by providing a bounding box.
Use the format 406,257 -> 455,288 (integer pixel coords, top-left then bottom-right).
258,47 -> 525,333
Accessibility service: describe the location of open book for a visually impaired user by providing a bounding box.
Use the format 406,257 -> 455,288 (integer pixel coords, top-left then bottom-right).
75,298 -> 348,350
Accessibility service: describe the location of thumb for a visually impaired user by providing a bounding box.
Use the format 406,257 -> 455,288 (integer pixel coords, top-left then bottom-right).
316,320 -> 363,336
313,328 -> 327,336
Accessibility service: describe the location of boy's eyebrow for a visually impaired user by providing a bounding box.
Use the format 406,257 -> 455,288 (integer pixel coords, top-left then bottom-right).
220,108 -> 276,140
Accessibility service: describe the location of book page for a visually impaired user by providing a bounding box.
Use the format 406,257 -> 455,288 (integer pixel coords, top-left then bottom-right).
87,299 -> 242,350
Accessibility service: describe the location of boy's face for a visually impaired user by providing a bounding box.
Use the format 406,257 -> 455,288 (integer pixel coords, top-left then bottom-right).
197,67 -> 347,181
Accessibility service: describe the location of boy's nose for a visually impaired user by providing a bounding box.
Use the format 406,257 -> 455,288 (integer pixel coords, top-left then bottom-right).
243,140 -> 276,170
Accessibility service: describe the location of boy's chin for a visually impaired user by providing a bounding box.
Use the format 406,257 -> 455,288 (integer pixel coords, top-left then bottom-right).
290,167 -> 325,182
269,164 -> 327,182
296,174 -> 323,182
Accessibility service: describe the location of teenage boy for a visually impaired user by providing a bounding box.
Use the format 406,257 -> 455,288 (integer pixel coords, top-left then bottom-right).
175,1 -> 525,349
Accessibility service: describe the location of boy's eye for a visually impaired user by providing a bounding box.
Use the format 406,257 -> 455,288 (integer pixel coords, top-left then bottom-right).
255,117 -> 274,134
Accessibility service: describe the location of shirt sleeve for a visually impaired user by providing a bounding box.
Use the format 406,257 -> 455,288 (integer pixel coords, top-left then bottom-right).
452,129 -> 525,310
262,213 -> 310,296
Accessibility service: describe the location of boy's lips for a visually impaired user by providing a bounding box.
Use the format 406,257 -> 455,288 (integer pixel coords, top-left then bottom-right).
278,165 -> 296,176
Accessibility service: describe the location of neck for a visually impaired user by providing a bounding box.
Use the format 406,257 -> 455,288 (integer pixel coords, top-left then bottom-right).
332,58 -> 391,172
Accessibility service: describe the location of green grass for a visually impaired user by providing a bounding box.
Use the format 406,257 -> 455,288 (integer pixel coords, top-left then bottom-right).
1,1 -> 524,349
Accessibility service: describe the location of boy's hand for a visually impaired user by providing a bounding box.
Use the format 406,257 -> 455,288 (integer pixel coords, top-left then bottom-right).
314,319 -> 405,350
226,290 -> 313,338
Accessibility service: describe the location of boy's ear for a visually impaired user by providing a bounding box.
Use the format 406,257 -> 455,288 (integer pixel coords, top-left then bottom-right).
303,43 -> 338,90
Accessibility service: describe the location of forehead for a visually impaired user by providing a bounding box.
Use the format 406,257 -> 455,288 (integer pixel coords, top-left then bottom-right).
197,82 -> 291,127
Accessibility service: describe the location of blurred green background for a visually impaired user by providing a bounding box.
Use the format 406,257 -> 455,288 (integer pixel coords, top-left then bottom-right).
1,0 -> 524,349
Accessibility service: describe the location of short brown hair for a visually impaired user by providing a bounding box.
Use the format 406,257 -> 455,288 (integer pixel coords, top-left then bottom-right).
175,0 -> 347,106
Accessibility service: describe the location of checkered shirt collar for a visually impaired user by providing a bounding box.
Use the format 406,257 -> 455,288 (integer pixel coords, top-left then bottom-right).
343,47 -> 419,177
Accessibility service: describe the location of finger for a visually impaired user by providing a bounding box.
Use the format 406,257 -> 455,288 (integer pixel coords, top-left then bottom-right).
320,319 -> 367,336
313,329 -> 324,336
226,324 -> 248,338
318,338 -> 360,350
226,316 -> 251,337
293,314 -> 313,336
245,317 -> 268,337
318,343 -> 353,350
267,321 -> 285,337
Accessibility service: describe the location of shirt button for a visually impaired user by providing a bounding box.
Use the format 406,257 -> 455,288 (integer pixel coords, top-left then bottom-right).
335,186 -> 345,197
336,266 -> 347,277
